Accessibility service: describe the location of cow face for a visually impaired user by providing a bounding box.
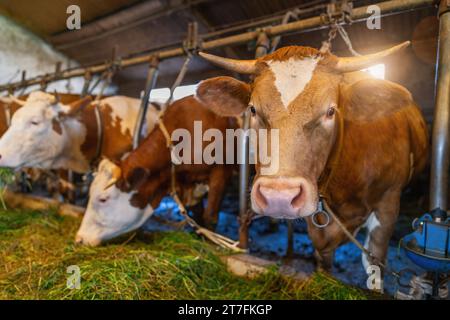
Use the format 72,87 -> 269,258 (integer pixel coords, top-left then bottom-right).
0,91 -> 91,169
75,159 -> 154,246
196,42 -> 409,219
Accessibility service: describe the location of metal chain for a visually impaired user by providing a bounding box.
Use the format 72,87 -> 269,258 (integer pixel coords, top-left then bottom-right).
336,24 -> 361,56
321,200 -> 404,282
320,23 -> 338,54
321,20 -> 361,56
154,51 -> 243,253
320,0 -> 360,56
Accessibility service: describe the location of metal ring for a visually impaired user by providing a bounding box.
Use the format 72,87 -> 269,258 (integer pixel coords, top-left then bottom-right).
311,210 -> 330,228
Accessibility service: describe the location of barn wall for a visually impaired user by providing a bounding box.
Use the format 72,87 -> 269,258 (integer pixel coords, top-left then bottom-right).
0,15 -> 115,95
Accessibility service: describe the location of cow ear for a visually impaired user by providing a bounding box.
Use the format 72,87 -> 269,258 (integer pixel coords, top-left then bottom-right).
63,97 -> 93,117
196,76 -> 251,117
126,167 -> 150,190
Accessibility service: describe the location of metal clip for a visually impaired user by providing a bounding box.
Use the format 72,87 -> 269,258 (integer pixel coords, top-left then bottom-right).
183,22 -> 201,56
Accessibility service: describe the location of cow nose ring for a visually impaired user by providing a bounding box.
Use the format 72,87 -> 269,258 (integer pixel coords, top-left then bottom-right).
311,198 -> 330,228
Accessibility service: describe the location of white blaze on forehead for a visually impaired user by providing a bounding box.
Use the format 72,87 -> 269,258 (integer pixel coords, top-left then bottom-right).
268,56 -> 319,108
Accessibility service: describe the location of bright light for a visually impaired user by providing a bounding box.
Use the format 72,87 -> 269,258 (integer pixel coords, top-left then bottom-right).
173,84 -> 198,100
149,84 -> 198,104
149,88 -> 170,104
363,64 -> 385,80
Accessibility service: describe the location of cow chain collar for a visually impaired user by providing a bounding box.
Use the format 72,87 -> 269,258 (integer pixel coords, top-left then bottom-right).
319,197 -> 405,283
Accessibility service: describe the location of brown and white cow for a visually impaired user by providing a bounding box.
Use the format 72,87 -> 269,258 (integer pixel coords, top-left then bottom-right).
0,91 -> 159,173
75,96 -> 237,246
195,42 -> 428,272
0,93 -> 99,197
0,93 -> 87,136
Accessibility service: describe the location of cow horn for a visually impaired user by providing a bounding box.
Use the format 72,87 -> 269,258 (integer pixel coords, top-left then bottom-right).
199,52 -> 257,74
103,179 -> 117,190
64,96 -> 93,117
8,95 -> 26,106
333,41 -> 410,73
103,165 -> 122,190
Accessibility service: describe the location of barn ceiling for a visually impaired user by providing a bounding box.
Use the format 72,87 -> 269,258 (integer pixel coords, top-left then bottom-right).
0,0 -> 440,119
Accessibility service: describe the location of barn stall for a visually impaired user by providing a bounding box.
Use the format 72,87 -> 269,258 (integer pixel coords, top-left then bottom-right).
0,0 -> 448,301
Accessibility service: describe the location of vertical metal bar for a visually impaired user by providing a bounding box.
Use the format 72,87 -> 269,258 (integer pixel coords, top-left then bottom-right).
133,56 -> 159,149
80,71 -> 92,98
238,32 -> 270,249
429,1 -> 450,221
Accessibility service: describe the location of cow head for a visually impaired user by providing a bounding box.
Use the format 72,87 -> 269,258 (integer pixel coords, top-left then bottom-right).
0,91 -> 91,169
196,42 -> 409,219
75,159 -> 154,246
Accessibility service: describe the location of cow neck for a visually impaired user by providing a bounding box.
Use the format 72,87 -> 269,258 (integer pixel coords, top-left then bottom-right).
80,103 -> 103,168
53,116 -> 90,173
318,106 -> 345,200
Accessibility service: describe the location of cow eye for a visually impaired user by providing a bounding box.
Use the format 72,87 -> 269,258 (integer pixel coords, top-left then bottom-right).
98,195 -> 109,203
249,104 -> 256,116
31,120 -> 40,125
326,106 -> 336,118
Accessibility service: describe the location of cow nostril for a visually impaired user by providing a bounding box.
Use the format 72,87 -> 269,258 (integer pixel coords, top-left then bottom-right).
75,235 -> 83,245
254,184 -> 268,209
290,185 -> 304,209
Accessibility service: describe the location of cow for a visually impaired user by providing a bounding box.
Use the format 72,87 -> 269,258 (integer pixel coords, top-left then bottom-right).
0,91 -> 159,174
0,93 -> 100,198
0,93 -> 87,136
195,42 -> 429,274
75,96 -> 237,246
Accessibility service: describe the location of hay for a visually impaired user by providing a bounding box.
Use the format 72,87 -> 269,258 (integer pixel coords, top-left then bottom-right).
0,208 -> 373,300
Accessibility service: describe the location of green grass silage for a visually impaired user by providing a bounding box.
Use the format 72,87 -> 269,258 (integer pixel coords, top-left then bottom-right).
0,209 -> 371,300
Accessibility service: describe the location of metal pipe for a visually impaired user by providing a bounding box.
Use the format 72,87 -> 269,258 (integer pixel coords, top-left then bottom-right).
238,32 -> 270,249
430,0 -> 450,220
133,57 -> 160,149
238,109 -> 251,218
0,0 -> 434,93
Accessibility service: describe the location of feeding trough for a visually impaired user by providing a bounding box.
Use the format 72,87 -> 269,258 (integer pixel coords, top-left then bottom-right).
402,214 -> 450,273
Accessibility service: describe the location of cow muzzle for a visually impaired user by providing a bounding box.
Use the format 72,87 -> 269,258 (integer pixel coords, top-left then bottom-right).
251,176 -> 318,219
75,233 -> 102,247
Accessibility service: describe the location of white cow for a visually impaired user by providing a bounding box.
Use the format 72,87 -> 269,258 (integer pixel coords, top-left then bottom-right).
0,91 -> 158,173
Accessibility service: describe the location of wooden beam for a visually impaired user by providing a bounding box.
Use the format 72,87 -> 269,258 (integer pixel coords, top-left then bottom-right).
0,0 -> 435,92
3,190 -> 84,218
51,0 -> 217,50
